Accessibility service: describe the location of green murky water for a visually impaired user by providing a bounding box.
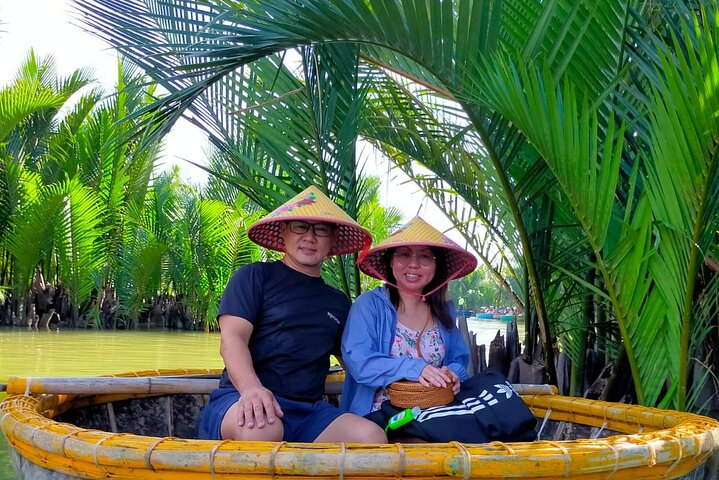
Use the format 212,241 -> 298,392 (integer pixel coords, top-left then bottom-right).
0,328 -> 223,479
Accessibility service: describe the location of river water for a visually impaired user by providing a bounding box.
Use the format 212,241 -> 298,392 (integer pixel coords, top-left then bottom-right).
0,318 -> 517,479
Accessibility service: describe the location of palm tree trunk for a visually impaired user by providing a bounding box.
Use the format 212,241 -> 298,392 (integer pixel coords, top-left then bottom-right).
601,344 -> 634,403
16,294 -> 26,327
572,262 -> 595,396
72,304 -> 80,328
523,262 -> 533,359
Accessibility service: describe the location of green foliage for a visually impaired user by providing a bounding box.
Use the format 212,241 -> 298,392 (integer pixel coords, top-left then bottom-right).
0,52 -> 267,330
29,0 -> 717,410
449,268 -> 515,311
53,178 -> 107,314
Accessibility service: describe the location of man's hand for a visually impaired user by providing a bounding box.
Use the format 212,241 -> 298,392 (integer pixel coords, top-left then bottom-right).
236,384 -> 284,428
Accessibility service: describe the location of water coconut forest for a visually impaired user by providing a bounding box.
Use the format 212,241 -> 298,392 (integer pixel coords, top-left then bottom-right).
1,0 -> 718,421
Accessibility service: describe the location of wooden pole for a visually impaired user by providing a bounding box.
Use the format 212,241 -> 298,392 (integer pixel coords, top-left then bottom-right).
5,376 -> 220,395
4,375 -> 547,397
3,375 -> 346,396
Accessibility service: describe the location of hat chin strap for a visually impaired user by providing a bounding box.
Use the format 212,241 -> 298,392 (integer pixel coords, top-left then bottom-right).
356,237 -> 371,263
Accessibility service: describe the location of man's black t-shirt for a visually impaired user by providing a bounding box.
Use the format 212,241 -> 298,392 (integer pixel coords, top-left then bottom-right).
217,261 -> 350,402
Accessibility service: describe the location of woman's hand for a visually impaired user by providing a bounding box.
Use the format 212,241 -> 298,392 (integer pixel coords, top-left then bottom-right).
442,367 -> 461,394
418,364 -> 453,388
236,384 -> 284,429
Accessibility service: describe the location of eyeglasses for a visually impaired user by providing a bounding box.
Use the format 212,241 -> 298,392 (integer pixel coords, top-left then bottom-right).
392,249 -> 436,267
286,220 -> 335,237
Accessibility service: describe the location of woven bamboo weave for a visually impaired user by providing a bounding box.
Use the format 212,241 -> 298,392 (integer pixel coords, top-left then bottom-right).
387,380 -> 454,408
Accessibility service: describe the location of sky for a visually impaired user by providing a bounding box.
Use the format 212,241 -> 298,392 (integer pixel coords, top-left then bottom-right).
0,0 -> 468,247
0,0 -> 209,185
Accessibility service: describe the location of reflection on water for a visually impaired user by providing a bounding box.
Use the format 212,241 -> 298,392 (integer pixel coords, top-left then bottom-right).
0,320 -> 521,479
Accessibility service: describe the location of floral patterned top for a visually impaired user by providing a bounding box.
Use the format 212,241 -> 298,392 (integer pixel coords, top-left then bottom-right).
371,321 -> 446,411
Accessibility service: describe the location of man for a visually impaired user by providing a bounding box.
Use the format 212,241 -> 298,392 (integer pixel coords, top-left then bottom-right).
198,186 -> 387,443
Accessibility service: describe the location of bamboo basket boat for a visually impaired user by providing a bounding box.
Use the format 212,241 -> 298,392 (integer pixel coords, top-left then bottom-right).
1,368 -> 718,480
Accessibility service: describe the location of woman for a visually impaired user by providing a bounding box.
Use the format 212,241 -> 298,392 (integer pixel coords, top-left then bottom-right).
340,216 -> 478,416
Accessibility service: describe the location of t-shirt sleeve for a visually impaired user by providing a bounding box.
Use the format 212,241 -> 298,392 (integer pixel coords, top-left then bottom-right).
217,263 -> 264,324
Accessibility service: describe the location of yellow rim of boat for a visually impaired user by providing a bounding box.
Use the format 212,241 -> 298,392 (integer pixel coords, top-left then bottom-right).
2,368 -> 719,479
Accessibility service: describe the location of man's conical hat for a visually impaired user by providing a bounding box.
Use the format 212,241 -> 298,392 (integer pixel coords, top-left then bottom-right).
247,185 -> 372,256
359,216 -> 477,285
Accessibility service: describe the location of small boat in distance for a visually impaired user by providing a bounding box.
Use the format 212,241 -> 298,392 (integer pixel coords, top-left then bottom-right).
1,368 -> 718,479
474,312 -> 515,321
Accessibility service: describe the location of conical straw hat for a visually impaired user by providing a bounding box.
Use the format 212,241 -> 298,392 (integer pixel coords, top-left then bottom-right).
247,186 -> 372,256
359,216 -> 477,285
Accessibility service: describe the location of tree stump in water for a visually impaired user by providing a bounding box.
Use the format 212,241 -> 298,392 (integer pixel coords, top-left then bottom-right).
39,309 -> 60,330
584,348 -> 605,395
149,299 -> 165,328
53,288 -> 71,327
477,344 -> 487,373
506,319 -> 520,361
26,303 -> 37,328
508,356 -> 546,384
100,288 -> 117,329
556,352 -> 571,396
585,363 -> 611,400
457,314 -> 479,375
488,330 -> 509,376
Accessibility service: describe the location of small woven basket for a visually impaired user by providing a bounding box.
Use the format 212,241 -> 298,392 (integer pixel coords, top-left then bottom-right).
387,380 -> 454,409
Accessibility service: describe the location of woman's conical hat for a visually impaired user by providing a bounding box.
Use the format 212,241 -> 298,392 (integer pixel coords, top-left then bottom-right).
247,186 -> 372,256
359,216 -> 477,285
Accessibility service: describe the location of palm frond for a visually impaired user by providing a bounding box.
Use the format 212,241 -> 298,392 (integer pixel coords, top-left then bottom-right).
634,0 -> 719,409
6,178 -> 63,293
54,178 -> 107,309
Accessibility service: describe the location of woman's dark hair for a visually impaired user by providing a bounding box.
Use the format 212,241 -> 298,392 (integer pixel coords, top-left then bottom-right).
384,247 -> 453,329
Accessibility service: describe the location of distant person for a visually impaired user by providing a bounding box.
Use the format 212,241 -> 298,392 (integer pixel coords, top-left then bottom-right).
197,186 -> 386,443
340,216 -> 478,416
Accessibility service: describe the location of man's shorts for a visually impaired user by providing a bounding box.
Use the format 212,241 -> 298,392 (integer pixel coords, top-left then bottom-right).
196,387 -> 344,442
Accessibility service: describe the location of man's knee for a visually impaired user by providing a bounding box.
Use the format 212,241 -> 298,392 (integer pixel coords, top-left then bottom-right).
224,421 -> 284,441
221,404 -> 284,441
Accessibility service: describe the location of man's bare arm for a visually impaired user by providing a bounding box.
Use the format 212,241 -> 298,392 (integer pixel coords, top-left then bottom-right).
219,314 -> 283,428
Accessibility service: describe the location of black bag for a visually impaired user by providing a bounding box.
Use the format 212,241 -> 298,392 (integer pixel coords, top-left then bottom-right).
367,368 -> 537,443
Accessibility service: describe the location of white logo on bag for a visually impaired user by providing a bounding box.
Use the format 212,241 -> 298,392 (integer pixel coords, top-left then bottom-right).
495,382 -> 516,399
327,312 -> 340,324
